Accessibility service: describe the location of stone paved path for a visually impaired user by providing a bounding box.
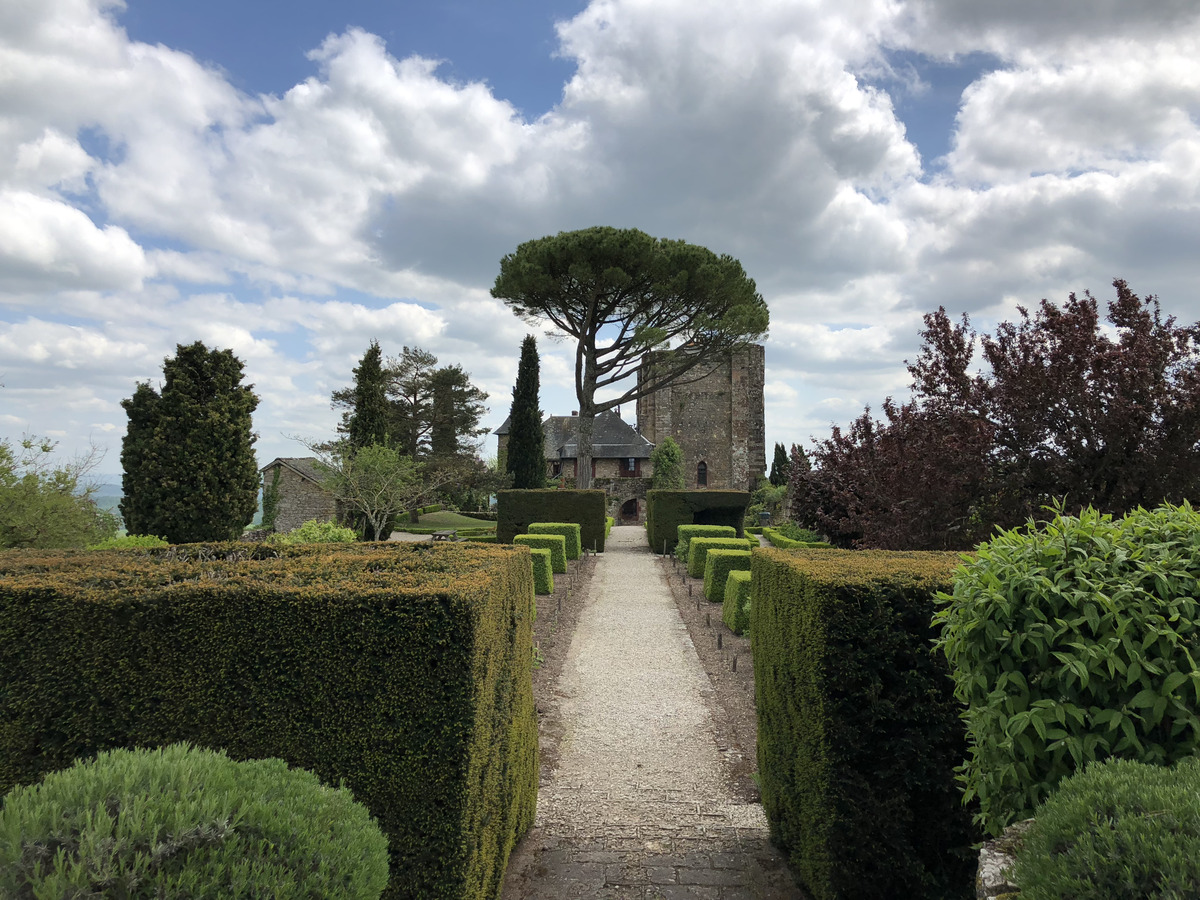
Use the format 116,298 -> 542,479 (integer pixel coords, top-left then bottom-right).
501,527 -> 805,900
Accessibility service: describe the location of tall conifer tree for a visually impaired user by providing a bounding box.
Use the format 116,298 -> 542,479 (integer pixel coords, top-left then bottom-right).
506,335 -> 546,489
119,381 -> 160,535
345,340 -> 389,451
768,442 -> 790,487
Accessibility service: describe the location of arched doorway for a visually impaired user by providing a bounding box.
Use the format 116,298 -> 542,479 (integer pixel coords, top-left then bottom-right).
696,460 -> 708,487
619,498 -> 639,524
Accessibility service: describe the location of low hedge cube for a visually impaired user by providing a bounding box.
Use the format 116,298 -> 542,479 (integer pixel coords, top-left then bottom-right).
529,548 -> 554,595
528,523 -> 582,561
687,537 -> 755,579
514,533 -> 567,574
723,569 -> 753,635
704,549 -> 752,603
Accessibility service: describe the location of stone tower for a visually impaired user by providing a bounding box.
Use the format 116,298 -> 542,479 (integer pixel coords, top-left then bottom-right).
636,344 -> 766,491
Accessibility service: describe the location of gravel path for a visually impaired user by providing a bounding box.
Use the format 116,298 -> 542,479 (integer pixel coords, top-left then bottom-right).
501,526 -> 804,900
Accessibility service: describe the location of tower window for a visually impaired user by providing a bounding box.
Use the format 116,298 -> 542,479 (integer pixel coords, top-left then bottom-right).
697,461 -> 708,487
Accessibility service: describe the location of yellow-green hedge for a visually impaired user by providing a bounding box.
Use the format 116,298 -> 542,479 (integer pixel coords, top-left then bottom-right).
687,537 -> 755,578
528,522 -> 581,560
722,569 -> 752,635
751,548 -> 976,900
513,534 -> 566,573
703,548 -> 752,603
0,541 -> 537,900
529,547 -> 554,595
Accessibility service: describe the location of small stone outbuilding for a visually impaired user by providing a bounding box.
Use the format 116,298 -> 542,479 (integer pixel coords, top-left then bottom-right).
259,457 -> 338,533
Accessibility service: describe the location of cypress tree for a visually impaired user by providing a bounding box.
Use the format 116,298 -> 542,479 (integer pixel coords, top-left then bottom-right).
769,442 -> 790,487
506,336 -> 546,489
119,342 -> 260,543
346,340 -> 389,451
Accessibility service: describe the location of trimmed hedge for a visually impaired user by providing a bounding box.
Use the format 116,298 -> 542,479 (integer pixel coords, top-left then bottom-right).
0,541 -> 538,900
0,742 -> 390,898
703,548 -> 752,603
723,569 -> 752,635
687,537 -> 755,579
528,522 -> 582,560
674,524 -> 738,562
529,547 -> 554,595
513,533 -> 567,574
646,490 -> 750,555
752,548 -> 977,900
497,490 -> 607,553
763,526 -> 831,549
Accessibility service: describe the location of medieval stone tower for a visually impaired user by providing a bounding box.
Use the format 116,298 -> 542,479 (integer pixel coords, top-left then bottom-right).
636,344 -> 766,491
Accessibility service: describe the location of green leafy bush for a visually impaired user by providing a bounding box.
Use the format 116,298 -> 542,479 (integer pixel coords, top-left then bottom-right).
762,526 -> 830,549
775,522 -> 823,543
703,548 -> 752,602
528,522 -> 582,560
673,524 -> 738,562
605,516 -> 613,538
722,569 -> 752,635
687,536 -> 754,578
935,503 -> 1200,835
0,742 -> 389,899
270,518 -> 359,544
1014,756 -> 1200,899
514,533 -> 567,573
87,534 -> 169,550
529,547 -> 553,594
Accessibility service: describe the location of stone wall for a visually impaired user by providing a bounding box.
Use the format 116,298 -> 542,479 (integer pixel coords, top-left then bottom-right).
269,463 -> 338,533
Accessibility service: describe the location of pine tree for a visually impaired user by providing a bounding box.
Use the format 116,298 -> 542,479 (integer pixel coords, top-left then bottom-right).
429,365 -> 489,458
119,342 -> 260,543
768,442 -> 790,487
506,336 -> 546,489
346,340 -> 390,451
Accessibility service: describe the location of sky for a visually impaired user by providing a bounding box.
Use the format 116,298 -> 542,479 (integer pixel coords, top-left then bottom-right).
3,0 -> 1200,480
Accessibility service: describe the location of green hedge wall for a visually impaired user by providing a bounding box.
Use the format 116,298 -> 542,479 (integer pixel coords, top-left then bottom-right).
497,490 -> 607,553
687,537 -> 756,579
646,490 -> 750,554
513,534 -> 567,573
675,524 -> 738,562
528,522 -> 582,560
0,542 -> 538,900
763,527 -> 832,549
723,569 -> 752,635
704,549 -> 752,603
529,548 -> 554,595
751,548 -> 977,900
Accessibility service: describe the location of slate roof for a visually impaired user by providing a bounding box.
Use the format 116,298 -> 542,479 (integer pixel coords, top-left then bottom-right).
494,412 -> 654,461
260,457 -> 327,483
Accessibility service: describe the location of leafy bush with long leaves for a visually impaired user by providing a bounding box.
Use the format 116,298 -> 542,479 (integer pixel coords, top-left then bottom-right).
936,503 -> 1200,835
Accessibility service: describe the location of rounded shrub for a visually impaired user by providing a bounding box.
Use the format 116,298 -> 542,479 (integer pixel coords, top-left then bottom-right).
936,503 -> 1200,835
1014,756 -> 1200,899
0,742 -> 389,899
87,534 -> 170,550
270,518 -> 359,544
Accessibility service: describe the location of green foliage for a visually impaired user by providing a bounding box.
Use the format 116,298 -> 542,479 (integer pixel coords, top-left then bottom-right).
0,437 -> 118,550
345,340 -> 391,451
763,526 -> 830,549
529,547 -> 554,594
260,464 -> 282,532
752,548 -> 977,900
722,569 -> 752,635
87,534 -> 169,550
0,542 -> 538,900
1014,757 -> 1200,900
528,522 -> 582,560
506,335 -> 547,489
935,503 -> 1200,836
0,742 -> 389,899
687,536 -> 755,578
744,477 -> 787,528
270,518 -> 359,545
673,523 -> 738,562
703,548 -> 751,602
514,533 -> 567,573
775,522 -> 823,543
650,436 -> 686,490
605,516 -> 613,538
768,442 -> 790,487
120,342 -> 260,543
645,490 -> 749,555
497,489 -> 607,552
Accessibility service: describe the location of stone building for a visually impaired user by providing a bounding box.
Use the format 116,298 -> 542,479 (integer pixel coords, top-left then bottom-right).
259,457 -> 339,533
636,344 -> 766,491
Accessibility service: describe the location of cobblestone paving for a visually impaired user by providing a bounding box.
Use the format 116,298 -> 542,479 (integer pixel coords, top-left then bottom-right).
502,527 -> 806,900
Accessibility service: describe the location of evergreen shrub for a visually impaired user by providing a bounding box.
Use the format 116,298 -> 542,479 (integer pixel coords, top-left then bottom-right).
1014,757 -> 1200,900
87,534 -> 169,550
513,533 -> 567,573
687,537 -> 755,578
528,522 -> 582,560
763,526 -> 831,549
497,490 -> 607,552
0,541 -> 538,900
673,524 -> 738,562
703,548 -> 752,602
605,516 -> 614,538
723,569 -> 752,635
0,742 -> 389,899
753,548 -> 976,900
269,518 -> 359,544
529,548 -> 554,595
936,503 -> 1200,835
645,490 -> 750,554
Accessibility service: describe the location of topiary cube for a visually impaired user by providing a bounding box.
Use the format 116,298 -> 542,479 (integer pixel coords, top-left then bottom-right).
687,536 -> 755,578
704,548 -> 752,603
529,547 -> 554,595
0,742 -> 389,899
528,522 -> 582,560
514,533 -> 567,573
723,569 -> 752,635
